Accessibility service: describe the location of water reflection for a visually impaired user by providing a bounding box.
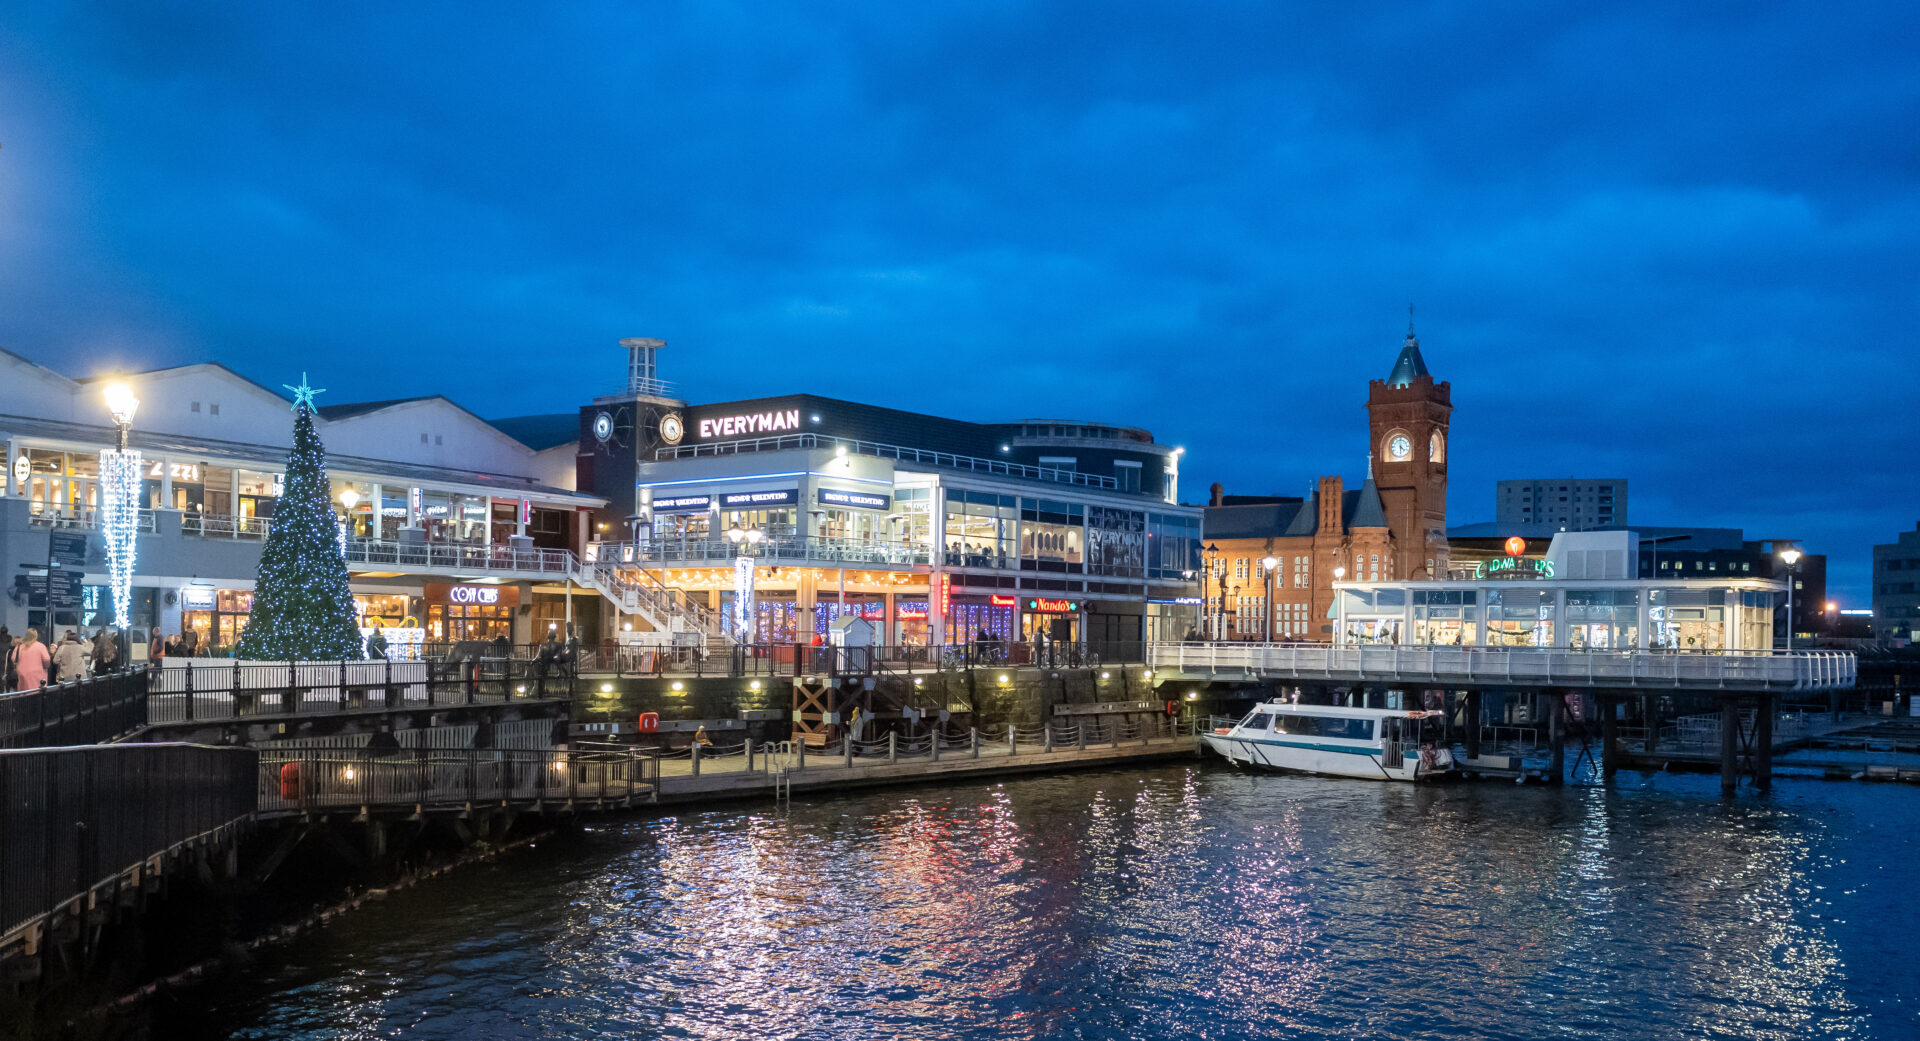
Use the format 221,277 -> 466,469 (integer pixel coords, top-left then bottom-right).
162,769 -> 1919,1040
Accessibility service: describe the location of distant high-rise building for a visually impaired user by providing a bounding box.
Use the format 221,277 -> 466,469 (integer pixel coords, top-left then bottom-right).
1496,478 -> 1626,529
1872,522 -> 1920,637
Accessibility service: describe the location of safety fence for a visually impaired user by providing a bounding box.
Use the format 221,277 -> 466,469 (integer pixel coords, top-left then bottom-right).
0,669 -> 150,748
254,744 -> 657,815
654,717 -> 1199,778
0,743 -> 256,952
145,658 -> 575,724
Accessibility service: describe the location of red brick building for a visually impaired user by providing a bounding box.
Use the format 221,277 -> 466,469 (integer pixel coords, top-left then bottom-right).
1200,329 -> 1451,640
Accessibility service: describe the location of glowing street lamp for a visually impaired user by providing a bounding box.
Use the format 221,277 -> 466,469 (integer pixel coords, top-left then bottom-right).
99,383 -> 142,627
1779,547 -> 1803,650
1262,554 -> 1279,641
725,523 -> 765,640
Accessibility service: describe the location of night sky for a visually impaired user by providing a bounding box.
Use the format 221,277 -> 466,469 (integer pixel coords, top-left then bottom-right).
1,4 -> 1913,602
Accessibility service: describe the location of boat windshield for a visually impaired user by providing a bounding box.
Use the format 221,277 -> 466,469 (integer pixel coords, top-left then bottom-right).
1271,713 -> 1374,741
1238,712 -> 1272,731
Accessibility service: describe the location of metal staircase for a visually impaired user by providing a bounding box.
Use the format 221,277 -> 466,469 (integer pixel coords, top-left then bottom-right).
572,555 -> 729,644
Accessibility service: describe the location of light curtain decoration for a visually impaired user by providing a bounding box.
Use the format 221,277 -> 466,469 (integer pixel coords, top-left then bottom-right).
99,447 -> 143,626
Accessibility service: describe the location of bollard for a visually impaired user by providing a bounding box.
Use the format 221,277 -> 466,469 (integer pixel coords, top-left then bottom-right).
931,728 -> 940,762
691,743 -> 701,777
971,727 -> 980,760
1044,725 -> 1053,753
888,731 -> 897,763
797,737 -> 805,771
747,739 -> 756,773
1076,723 -> 1086,751
1008,727 -> 1016,757
844,733 -> 855,769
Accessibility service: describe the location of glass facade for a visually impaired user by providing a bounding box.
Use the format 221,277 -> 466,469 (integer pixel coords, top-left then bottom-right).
944,490 -> 1016,568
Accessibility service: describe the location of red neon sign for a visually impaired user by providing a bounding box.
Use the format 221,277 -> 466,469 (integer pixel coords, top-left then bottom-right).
935,575 -> 952,618
989,594 -> 1017,607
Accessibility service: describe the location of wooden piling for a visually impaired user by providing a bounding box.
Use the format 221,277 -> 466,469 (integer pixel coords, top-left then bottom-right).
1547,691 -> 1566,784
1720,699 -> 1740,795
1600,696 -> 1619,780
1753,694 -> 1774,792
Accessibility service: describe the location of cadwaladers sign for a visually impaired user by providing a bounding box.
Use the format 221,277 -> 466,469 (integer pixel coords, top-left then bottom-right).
1474,557 -> 1556,580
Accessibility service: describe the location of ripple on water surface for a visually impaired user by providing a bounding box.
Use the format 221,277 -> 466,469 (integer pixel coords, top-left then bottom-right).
156,768 -> 1920,1040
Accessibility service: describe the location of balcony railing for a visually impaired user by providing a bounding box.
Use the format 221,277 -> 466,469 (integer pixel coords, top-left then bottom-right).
653,432 -> 1120,490
342,537 -> 576,575
25,504 -> 158,533
1146,641 -> 1859,692
591,536 -> 930,568
182,511 -> 271,538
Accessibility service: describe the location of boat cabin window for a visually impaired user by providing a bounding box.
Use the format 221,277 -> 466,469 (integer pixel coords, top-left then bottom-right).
1239,712 -> 1272,731
1270,714 -> 1374,741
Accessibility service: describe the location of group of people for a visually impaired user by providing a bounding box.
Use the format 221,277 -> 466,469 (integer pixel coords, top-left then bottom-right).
1,625 -> 133,693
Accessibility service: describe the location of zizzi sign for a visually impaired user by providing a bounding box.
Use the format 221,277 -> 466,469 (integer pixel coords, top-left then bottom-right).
719,489 -> 798,508
697,409 -> 801,440
447,585 -> 501,605
817,488 -> 890,510
1024,597 -> 1080,614
180,587 -> 216,610
1474,557 -> 1556,580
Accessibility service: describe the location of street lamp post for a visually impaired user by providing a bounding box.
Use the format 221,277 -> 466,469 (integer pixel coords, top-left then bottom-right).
1779,547 -> 1802,651
1202,542 -> 1220,640
1262,555 -> 1279,642
1330,564 -> 1347,643
99,384 -> 141,629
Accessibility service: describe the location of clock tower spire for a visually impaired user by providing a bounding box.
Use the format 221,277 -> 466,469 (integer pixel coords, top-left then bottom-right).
1367,323 -> 1451,579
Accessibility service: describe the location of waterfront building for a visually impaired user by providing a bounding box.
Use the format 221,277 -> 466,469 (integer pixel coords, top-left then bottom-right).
1872,521 -> 1920,638
0,348 -> 604,647
570,338 -> 1203,654
1449,521 -> 1826,641
1496,477 -> 1627,529
1199,327 -> 1450,640
1331,531 -> 1787,651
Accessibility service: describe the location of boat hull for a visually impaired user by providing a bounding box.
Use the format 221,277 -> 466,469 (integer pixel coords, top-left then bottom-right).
1202,732 -> 1448,782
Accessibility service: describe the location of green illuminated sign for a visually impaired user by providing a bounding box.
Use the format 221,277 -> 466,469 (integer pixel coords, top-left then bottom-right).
1474,557 -> 1556,580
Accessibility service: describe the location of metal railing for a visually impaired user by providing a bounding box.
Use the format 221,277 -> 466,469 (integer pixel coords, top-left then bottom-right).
145,657 -> 576,725
0,669 -> 149,748
653,432 -> 1120,489
1147,641 -> 1859,692
342,537 -> 576,575
591,536 -> 930,568
1,743 -> 256,946
181,511 -> 272,538
26,504 -> 159,532
255,744 -> 656,815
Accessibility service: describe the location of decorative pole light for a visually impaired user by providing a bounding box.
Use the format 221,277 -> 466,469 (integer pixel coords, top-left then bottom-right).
1779,547 -> 1802,651
726,523 -> 764,641
99,382 -> 141,628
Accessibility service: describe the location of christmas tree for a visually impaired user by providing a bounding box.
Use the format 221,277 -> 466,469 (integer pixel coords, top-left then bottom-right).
236,376 -> 367,660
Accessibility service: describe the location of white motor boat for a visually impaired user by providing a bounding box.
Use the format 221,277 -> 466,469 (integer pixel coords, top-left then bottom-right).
1202,700 -> 1454,782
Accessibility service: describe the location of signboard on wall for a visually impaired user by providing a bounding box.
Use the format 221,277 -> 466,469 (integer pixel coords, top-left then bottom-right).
817,488 -> 891,510
449,585 -> 501,605
650,494 -> 713,513
180,586 -> 217,610
719,489 -> 799,508
1024,597 -> 1080,614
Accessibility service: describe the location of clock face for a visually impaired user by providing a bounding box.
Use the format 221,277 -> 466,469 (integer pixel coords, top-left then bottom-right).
592,411 -> 614,442
659,412 -> 685,445
1388,435 -> 1411,461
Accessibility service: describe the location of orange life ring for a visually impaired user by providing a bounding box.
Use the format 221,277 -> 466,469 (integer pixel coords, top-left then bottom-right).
278,761 -> 302,800
637,711 -> 660,733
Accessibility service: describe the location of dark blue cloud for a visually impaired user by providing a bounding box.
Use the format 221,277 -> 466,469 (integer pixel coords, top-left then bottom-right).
1,1 -> 1913,600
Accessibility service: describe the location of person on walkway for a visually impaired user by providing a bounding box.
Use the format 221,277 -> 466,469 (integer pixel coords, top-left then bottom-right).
91,628 -> 114,673
179,629 -> 200,657
0,626 -> 12,689
52,630 -> 88,683
692,724 -> 713,748
8,628 -> 51,692
148,626 -> 164,661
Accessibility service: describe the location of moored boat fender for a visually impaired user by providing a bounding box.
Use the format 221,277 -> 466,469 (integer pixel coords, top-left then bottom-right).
278,761 -> 301,799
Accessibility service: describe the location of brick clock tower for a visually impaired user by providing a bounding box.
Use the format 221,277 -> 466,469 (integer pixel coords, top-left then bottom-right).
1367,326 -> 1451,579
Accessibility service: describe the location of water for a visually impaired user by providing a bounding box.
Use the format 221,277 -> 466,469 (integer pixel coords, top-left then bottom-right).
157,768 -> 1920,1040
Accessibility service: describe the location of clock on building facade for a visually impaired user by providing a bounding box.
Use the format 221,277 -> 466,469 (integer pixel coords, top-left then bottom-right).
658,412 -> 685,445
1388,434 -> 1411,461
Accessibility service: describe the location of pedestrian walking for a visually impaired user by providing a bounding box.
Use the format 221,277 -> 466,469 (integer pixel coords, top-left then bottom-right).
8,629 -> 51,692
0,626 -> 12,689
52,630 -> 88,682
147,626 -> 164,661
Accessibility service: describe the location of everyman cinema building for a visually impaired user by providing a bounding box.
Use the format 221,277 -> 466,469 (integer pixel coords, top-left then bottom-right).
576,339 -> 1203,655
